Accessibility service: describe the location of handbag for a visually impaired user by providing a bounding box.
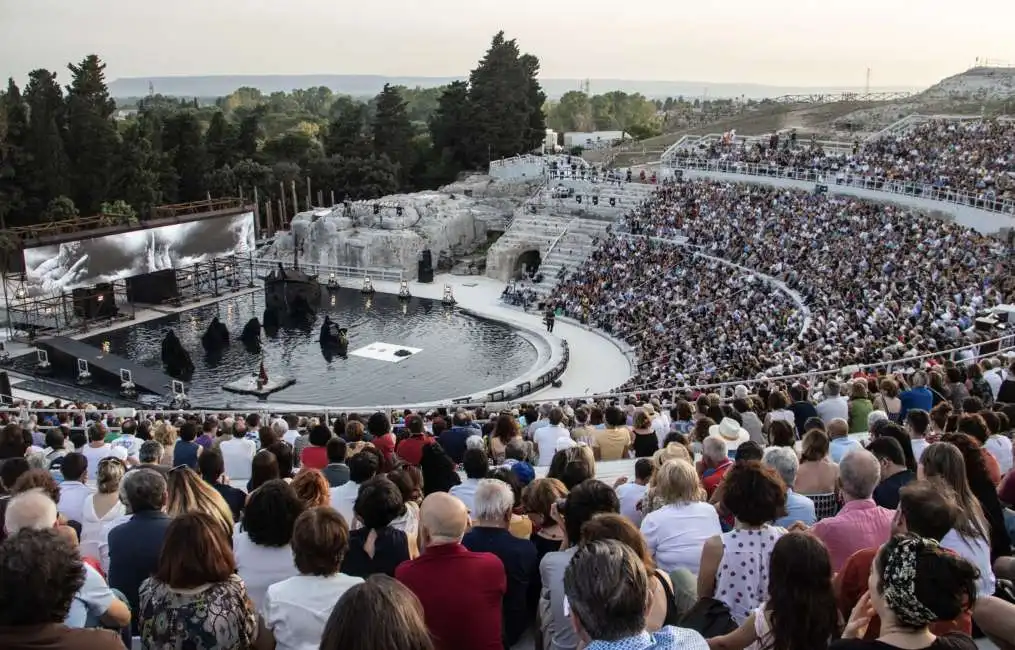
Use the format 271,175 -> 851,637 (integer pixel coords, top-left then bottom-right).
678,597 -> 738,638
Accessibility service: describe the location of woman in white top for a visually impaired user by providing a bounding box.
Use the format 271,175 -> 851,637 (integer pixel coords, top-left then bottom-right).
762,391 -> 795,440
697,461 -> 787,624
234,480 -> 304,609
640,458 -> 721,575
261,507 -> 364,650
79,457 -> 126,565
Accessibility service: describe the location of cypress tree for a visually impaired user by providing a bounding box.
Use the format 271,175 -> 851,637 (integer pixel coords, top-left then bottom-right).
371,84 -> 414,188
65,55 -> 120,215
23,69 -> 71,218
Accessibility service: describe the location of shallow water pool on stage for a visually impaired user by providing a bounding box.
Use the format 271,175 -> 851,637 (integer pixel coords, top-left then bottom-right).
85,289 -> 539,407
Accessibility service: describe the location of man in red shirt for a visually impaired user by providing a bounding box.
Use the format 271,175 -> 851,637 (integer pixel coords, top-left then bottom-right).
395,415 -> 434,466
395,492 -> 506,650
700,436 -> 732,497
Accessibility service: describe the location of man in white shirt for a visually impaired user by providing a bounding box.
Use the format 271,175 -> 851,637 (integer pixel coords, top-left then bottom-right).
279,416 -> 300,447
534,407 -> 570,467
109,419 -> 142,460
815,379 -> 849,424
984,358 -> 1006,400
449,448 -> 488,513
219,430 -> 257,483
615,459 -> 653,527
55,453 -> 94,524
328,451 -> 379,524
647,403 -> 669,449
80,425 -> 128,475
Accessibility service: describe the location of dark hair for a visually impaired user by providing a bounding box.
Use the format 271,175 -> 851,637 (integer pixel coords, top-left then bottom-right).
44,428 -> 65,451
765,532 -> 839,650
462,448 -> 489,480
292,507 -> 349,576
906,409 -> 930,436
898,480 -> 958,541
266,441 -> 294,478
874,534 -> 978,628
354,476 -> 406,530
309,424 -> 332,447
603,406 -> 625,427
405,415 -> 424,435
580,512 -> 654,569
957,414 -> 989,445
326,437 -> 347,463
319,575 -> 434,650
0,423 -> 27,459
197,448 -> 225,481
803,416 -> 825,433
768,391 -> 789,410
769,421 -> 796,448
561,479 -> 620,543
867,436 -> 906,468
0,528 -> 87,625
12,469 -> 61,502
243,480 -> 305,547
548,448 -> 594,490
155,511 -> 236,589
178,422 -> 198,443
59,452 -> 87,482
348,450 -> 380,484
388,466 -> 424,504
493,414 -> 517,445
248,450 -> 280,492
420,442 -> 461,495
366,412 -> 390,438
720,461 -> 786,526
634,458 -> 655,482
873,423 -> 917,472
734,441 -> 764,462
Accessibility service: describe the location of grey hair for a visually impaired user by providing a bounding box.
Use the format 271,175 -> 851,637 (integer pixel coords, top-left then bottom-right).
221,417 -> 235,434
867,410 -> 888,429
763,446 -> 800,488
471,479 -> 514,522
139,440 -> 164,464
25,452 -> 48,471
270,418 -> 289,438
539,402 -> 553,416
4,489 -> 58,533
465,435 -> 486,451
119,468 -> 168,513
563,539 -> 647,641
824,379 -> 840,397
839,449 -> 881,500
504,438 -> 530,462
702,436 -> 728,463
910,371 -> 928,387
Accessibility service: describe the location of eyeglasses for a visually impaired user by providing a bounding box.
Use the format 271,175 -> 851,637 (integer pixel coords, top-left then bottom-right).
168,464 -> 189,474
98,457 -> 126,468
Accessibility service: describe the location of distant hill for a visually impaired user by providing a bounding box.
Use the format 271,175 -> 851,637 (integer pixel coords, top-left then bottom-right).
107,74 -> 921,100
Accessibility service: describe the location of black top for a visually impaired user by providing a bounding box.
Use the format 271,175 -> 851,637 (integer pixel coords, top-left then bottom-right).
654,568 -> 682,627
462,526 -> 539,648
107,510 -> 173,635
873,470 -> 916,510
633,431 -> 660,458
830,633 -> 977,650
211,481 -> 246,522
341,526 -> 410,578
790,401 -> 820,436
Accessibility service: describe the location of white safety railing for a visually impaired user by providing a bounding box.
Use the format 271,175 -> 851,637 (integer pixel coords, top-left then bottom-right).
664,158 -> 1015,216
252,257 -> 405,283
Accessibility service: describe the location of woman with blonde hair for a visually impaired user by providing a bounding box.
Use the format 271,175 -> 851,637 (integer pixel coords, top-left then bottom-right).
641,442 -> 694,515
80,457 -> 127,565
167,466 -> 234,539
640,459 -> 721,576
151,421 -> 177,465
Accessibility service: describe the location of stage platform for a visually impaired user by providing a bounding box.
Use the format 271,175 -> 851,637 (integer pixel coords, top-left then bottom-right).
35,336 -> 175,396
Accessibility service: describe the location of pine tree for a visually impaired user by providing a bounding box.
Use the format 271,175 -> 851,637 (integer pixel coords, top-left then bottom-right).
466,32 -> 528,163
0,79 -> 29,226
65,55 -> 120,214
23,69 -> 70,219
116,120 -> 161,218
519,54 -> 547,153
235,106 -> 264,160
204,111 -> 236,169
161,112 -> 207,202
371,84 -> 414,188
428,81 -> 471,177
324,102 -> 371,158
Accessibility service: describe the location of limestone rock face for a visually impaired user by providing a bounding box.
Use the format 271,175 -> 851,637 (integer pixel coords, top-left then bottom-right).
257,177 -> 540,278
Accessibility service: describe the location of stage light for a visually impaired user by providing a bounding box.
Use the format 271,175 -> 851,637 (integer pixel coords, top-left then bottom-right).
373,204 -> 380,215
101,341 -> 110,353
402,302 -> 408,315
96,294 -> 104,302
14,287 -> 26,300
330,295 -> 336,306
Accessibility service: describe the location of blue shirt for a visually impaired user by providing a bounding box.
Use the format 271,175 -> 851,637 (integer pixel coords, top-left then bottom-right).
775,489 -> 817,527
65,562 -> 115,628
584,628 -> 708,650
899,387 -> 933,420
829,437 -> 862,464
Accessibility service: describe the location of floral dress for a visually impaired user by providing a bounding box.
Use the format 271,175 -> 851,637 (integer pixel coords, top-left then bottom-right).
138,574 -> 258,650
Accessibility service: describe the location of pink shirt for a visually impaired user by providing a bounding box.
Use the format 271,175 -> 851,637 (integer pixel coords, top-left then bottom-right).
811,499 -> 894,572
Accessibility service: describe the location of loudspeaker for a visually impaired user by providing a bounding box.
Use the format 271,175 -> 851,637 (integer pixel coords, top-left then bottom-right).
72,288 -> 92,318
418,263 -> 434,283
420,250 -> 433,266
0,371 -> 11,405
814,183 -> 828,195
609,197 -> 616,207
126,269 -> 179,304
72,284 -> 118,319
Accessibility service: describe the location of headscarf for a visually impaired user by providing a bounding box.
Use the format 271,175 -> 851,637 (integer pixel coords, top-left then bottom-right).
880,535 -> 940,627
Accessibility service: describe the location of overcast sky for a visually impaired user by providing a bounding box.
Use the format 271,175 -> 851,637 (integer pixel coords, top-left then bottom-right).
1,0 -> 1012,88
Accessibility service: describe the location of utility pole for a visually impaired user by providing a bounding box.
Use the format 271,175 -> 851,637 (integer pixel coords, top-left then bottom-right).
865,67 -> 871,96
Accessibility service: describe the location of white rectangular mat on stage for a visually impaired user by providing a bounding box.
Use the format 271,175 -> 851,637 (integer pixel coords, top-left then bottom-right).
349,342 -> 422,363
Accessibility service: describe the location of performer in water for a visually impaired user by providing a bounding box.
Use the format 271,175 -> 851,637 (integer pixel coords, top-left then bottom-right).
161,330 -> 194,378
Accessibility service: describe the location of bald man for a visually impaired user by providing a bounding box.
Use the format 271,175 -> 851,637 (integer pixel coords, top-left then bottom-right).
396,492 -> 506,650
4,489 -> 132,631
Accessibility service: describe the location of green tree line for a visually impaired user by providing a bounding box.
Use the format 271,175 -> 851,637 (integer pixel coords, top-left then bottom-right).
0,32 -> 546,230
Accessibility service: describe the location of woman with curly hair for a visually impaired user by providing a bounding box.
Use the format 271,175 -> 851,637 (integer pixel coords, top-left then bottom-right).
709,531 -> 840,650
234,479 -> 305,609
150,420 -> 177,466
697,460 -> 788,624
291,468 -> 331,508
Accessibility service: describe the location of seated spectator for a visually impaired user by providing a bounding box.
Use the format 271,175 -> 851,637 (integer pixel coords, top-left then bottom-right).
868,437 -> 915,509
342,476 -> 411,578
848,381 -> 875,434
980,410 -> 1012,475
172,421 -> 203,470
319,575 -> 434,650
547,445 -> 596,490
616,457 -> 654,527
234,480 -> 304,609
248,449 -> 281,493
906,409 -> 932,463
562,539 -> 708,649
80,458 -> 126,565
817,380 -> 850,424
767,420 -> 797,451
366,412 -> 396,469
536,407 -> 574,466
700,436 -> 731,497
0,528 -> 124,649
708,532 -> 839,650
396,415 -> 434,466
329,448 -> 380,524
487,413 -> 523,463
795,430 -> 839,496
197,448 -> 246,521
107,468 -> 171,634
300,424 -> 332,470
262,507 -> 363,650
131,440 -> 169,478
321,437 -> 350,487
166,466 -> 234,540
139,511 -> 268,649
900,371 -> 934,420
438,411 -> 477,465
789,384 -> 819,438
219,421 -> 256,483
937,433 -> 1010,563
698,461 -> 788,623
541,479 -> 620,650
449,447 -> 489,512
56,452 -> 92,525
291,469 -> 331,509
871,422 -> 919,473
828,418 -> 862,463
523,477 -> 568,560
764,446 -> 816,527
641,458 -> 720,575
396,492 -> 506,650
462,478 -> 538,647
832,534 -> 978,650
811,450 -> 894,572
